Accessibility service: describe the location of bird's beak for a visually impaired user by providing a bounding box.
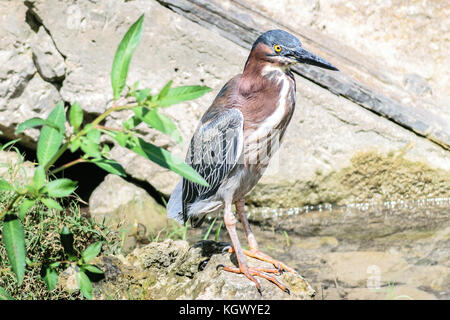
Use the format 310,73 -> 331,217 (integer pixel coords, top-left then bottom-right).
290,47 -> 338,71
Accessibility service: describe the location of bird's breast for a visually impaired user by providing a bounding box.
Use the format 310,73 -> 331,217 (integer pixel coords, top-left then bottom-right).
243,69 -> 296,169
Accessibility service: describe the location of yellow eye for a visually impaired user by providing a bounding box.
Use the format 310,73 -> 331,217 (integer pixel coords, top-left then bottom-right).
274,44 -> 282,53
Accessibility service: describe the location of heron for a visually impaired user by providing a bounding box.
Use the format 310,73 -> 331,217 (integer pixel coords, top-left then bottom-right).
168,29 -> 338,293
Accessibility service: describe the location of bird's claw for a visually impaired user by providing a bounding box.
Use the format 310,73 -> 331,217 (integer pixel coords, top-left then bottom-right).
217,264 -> 289,294
221,245 -> 232,254
216,264 -> 225,271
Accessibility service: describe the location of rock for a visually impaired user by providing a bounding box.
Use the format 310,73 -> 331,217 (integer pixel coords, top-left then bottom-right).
249,150 -> 450,209
89,174 -> 168,251
0,151 -> 36,186
0,0 -> 448,207
323,251 -> 409,288
345,286 -> 436,300
243,200 -> 450,300
0,1 -> 61,146
58,265 -> 81,292
241,0 -> 450,125
92,239 -> 315,300
31,26 -> 66,82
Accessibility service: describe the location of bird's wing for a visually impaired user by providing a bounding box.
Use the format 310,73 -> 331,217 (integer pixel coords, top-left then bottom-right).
182,108 -> 244,224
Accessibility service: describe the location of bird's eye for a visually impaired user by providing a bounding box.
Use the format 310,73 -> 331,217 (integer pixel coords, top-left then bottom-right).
273,44 -> 282,53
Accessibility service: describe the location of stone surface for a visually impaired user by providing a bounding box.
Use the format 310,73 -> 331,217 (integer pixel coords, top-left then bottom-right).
0,1 -> 61,146
92,239 -> 315,300
0,150 -> 36,186
243,0 -> 450,124
0,0 -> 448,206
89,174 -> 168,251
238,200 -> 450,300
31,26 -> 66,82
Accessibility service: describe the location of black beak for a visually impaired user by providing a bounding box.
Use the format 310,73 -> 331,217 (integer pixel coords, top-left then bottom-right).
291,47 -> 338,71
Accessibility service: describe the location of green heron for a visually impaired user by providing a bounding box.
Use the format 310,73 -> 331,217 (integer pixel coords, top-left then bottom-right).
168,29 -> 338,293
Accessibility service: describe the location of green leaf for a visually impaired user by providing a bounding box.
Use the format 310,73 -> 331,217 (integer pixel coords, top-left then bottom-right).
69,137 -> 81,153
69,102 -> 83,131
2,214 -> 26,285
86,128 -> 101,144
18,199 -> 35,220
43,178 -> 77,198
82,264 -> 104,274
77,271 -> 92,300
157,80 -> 173,100
81,241 -> 102,263
37,102 -> 66,167
90,159 -> 127,177
0,178 -> 14,191
32,166 -> 46,190
60,227 -> 77,261
15,118 -> 61,134
0,287 -> 14,300
41,198 -> 63,211
158,85 -> 212,107
111,14 -> 144,100
133,107 -> 182,143
43,267 -> 58,291
110,131 -> 128,147
136,88 -> 151,103
126,136 -> 208,187
80,137 -> 101,159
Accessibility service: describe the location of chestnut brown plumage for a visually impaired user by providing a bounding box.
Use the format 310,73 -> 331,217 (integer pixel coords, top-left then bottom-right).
168,29 -> 338,293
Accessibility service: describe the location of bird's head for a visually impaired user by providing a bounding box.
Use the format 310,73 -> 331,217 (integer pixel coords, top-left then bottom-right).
248,29 -> 338,71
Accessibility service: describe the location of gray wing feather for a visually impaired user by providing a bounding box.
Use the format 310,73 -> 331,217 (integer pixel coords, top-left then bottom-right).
182,108 -> 244,223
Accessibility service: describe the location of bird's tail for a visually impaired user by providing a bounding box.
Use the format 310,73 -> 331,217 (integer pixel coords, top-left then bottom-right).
167,180 -> 184,224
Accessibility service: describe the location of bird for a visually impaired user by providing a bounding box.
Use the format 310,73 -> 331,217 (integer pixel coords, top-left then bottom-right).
167,29 -> 338,293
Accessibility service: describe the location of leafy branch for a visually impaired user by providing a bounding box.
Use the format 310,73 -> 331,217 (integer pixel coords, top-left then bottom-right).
0,13 -> 211,299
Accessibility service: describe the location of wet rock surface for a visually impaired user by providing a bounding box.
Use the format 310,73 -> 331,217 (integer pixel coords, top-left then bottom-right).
243,200 -> 450,300
92,239 -> 315,300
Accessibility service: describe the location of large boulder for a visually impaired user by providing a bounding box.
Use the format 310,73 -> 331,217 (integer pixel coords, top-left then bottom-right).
0,1 -> 62,146
89,174 -> 168,251
91,239 -> 315,300
0,0 -> 448,207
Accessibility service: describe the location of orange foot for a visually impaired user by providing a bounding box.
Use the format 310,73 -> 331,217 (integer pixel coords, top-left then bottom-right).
217,264 -> 290,294
227,247 -> 297,274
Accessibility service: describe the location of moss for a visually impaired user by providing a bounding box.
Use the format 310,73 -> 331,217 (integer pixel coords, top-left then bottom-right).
248,149 -> 450,208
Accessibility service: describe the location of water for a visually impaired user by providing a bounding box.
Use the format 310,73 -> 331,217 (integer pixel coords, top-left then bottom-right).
197,196 -> 450,300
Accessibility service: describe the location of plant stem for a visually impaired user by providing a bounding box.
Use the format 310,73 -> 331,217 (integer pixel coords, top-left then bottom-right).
0,193 -> 24,221
50,158 -> 86,175
43,142 -> 69,172
94,125 -> 121,132
43,100 -> 137,173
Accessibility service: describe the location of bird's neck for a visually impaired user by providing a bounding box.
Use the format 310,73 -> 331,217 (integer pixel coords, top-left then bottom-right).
240,59 -> 291,96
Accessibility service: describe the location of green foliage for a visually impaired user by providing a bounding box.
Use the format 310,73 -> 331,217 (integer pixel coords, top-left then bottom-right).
81,241 -> 102,263
0,178 -> 14,191
158,85 -> 212,107
0,287 -> 14,300
15,118 -> 61,135
2,214 -> 26,285
203,217 -> 217,240
132,106 -> 182,143
37,102 -> 65,168
69,101 -> 83,131
111,14 -> 144,100
43,179 -> 78,198
0,12 -> 212,299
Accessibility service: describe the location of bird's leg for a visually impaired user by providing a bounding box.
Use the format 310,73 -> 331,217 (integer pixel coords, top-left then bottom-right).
233,198 -> 297,274
220,200 -> 289,294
